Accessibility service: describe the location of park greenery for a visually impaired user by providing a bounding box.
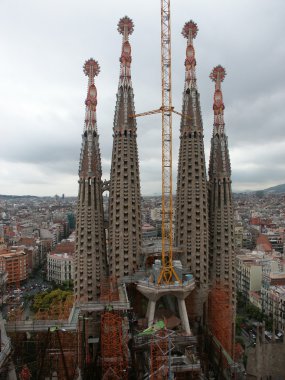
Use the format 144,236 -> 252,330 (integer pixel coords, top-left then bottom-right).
236,292 -> 273,335
32,288 -> 73,313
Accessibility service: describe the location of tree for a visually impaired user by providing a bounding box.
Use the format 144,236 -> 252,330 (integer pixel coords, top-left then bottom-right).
245,304 -> 262,320
32,289 -> 73,312
67,212 -> 76,230
236,315 -> 246,335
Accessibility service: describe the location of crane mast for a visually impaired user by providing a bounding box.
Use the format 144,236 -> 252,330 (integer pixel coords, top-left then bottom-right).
157,0 -> 179,284
129,0 -> 181,284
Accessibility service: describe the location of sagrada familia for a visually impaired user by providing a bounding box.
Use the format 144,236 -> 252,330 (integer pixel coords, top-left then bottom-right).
2,8 -> 285,380
73,14 -> 236,378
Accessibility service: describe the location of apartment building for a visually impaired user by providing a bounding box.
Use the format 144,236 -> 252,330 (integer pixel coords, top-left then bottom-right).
47,252 -> 73,284
0,248 -> 28,285
261,285 -> 285,332
236,254 -> 262,299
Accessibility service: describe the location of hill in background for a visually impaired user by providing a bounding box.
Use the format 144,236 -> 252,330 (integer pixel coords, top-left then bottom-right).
263,184 -> 285,194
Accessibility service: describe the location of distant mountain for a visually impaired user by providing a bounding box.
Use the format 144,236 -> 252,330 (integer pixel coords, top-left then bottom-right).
0,194 -> 40,200
0,194 -> 77,201
263,184 -> 285,194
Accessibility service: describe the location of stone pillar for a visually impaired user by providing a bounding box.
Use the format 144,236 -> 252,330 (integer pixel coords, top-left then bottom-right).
147,300 -> 157,327
178,298 -> 191,335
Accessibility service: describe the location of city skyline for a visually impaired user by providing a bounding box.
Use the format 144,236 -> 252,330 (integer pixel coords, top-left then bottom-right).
0,0 -> 284,196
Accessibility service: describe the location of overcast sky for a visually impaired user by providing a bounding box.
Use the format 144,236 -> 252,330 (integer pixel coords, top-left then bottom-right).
0,0 -> 284,196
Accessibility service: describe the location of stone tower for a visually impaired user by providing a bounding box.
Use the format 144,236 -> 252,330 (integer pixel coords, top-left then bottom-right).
108,17 -> 142,280
208,66 -> 235,356
74,59 -> 107,302
208,65 -> 235,296
175,21 -> 209,322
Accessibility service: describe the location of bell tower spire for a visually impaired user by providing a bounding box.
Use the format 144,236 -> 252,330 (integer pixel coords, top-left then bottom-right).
210,65 -> 226,135
175,21 -> 209,323
79,59 -> 101,178
208,65 -> 231,179
182,20 -> 198,90
84,59 -> 100,130
108,17 -> 142,280
208,66 -> 235,357
74,59 -> 107,302
118,16 -> 134,87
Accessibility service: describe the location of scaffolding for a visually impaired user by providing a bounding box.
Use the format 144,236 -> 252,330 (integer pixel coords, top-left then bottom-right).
208,284 -> 234,361
19,364 -> 31,380
100,311 -> 128,379
36,328 -> 77,380
77,313 -> 98,379
149,329 -> 174,379
100,276 -> 120,302
8,329 -> 77,379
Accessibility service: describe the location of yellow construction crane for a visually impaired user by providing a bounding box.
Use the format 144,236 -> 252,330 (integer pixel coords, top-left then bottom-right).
130,0 -> 182,284
158,0 -> 179,284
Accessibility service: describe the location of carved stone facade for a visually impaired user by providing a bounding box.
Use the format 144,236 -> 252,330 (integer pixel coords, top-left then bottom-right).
208,65 -> 235,297
175,21 -> 209,321
208,66 -> 235,356
74,59 -> 107,302
108,17 -> 142,279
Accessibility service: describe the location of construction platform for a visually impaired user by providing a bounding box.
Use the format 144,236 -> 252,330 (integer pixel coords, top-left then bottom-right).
137,261 -> 195,335
5,282 -> 130,333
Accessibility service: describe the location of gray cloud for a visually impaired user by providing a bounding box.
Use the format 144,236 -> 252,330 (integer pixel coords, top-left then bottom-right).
0,0 -> 284,196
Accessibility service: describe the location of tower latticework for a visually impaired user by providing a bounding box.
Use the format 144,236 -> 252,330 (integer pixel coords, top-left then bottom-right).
150,330 -> 174,380
108,17 -> 142,279
208,65 -> 235,357
101,312 -> 128,379
74,59 -> 107,301
175,21 -> 209,321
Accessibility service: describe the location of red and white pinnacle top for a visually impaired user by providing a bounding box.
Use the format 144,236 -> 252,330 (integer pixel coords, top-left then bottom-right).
118,16 -> 134,86
210,65 -> 226,134
182,20 -> 198,90
83,58 -> 100,131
